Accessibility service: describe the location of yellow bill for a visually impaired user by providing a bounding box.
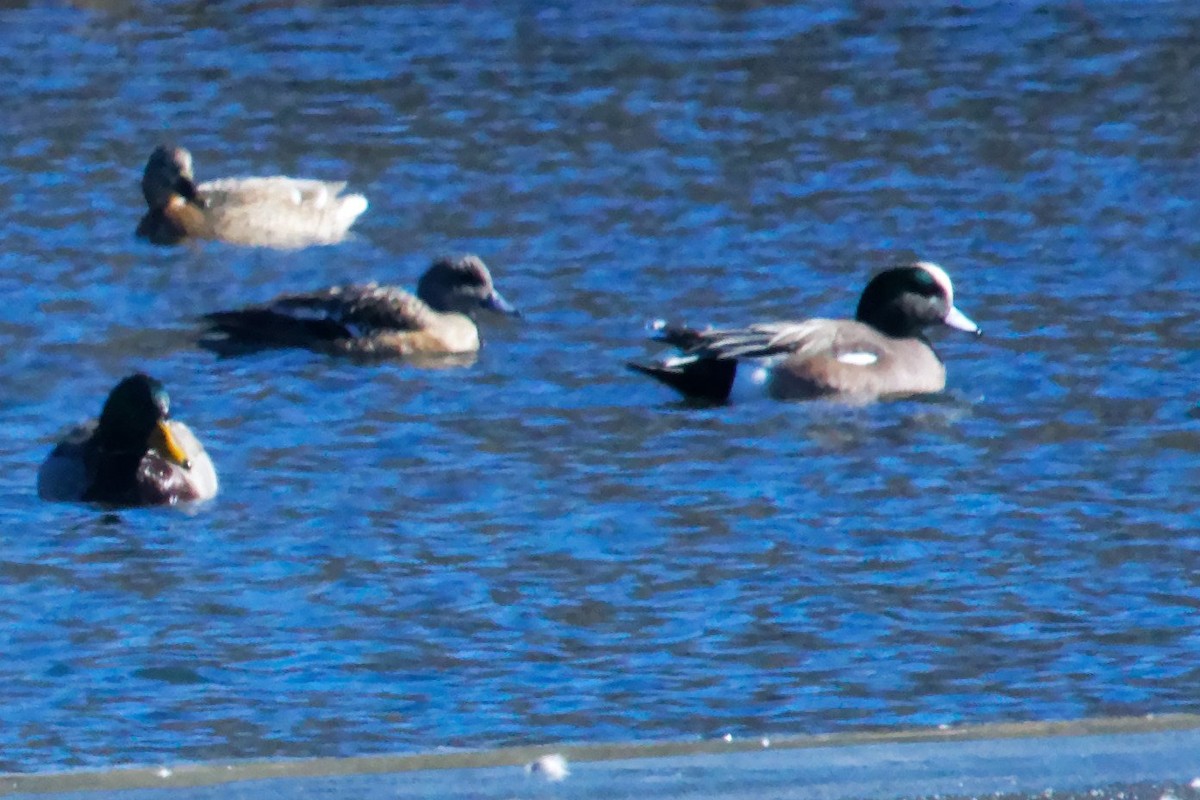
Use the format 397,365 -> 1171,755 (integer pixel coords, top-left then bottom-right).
151,420 -> 192,470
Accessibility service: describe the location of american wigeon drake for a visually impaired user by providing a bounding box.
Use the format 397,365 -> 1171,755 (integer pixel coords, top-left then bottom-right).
136,145 -> 368,249
627,261 -> 981,403
38,373 -> 218,506
202,254 -> 520,357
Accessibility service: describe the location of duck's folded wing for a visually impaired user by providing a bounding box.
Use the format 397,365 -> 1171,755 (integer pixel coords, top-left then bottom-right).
205,284 -> 435,344
37,423 -> 96,501
654,319 -> 841,360
200,177 -> 346,206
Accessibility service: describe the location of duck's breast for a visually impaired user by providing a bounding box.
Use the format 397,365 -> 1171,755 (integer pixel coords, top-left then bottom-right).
342,313 -> 481,357
137,421 -> 219,505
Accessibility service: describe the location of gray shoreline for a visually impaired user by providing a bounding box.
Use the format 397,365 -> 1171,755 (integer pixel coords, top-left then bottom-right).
5,714 -> 1200,799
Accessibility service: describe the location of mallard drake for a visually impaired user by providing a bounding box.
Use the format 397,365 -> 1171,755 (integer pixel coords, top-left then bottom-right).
136,145 -> 368,249
202,254 -> 520,357
37,374 -> 218,506
627,261 -> 981,403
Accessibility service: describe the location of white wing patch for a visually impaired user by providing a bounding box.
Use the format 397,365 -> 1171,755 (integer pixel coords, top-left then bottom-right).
836,351 -> 879,366
662,354 -> 700,368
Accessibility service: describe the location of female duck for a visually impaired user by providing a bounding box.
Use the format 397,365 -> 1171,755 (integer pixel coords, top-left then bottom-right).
628,261 -> 981,403
202,254 -> 520,357
136,145 -> 368,249
38,374 -> 219,506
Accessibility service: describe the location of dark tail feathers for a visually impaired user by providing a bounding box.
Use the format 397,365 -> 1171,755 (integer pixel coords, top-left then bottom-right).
202,309 -> 350,346
625,357 -> 737,403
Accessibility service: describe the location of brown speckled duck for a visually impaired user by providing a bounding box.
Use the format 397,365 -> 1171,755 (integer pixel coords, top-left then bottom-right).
136,145 -> 368,249
628,261 -> 981,403
202,254 -> 520,357
38,373 -> 218,507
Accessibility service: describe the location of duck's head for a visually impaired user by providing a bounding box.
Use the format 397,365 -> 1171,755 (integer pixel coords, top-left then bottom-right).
417,254 -> 520,318
96,373 -> 192,469
141,145 -> 203,210
856,261 -> 980,339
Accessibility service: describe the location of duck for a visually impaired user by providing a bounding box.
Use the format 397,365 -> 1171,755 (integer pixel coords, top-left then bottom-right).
37,373 -> 219,506
627,261 -> 981,403
135,145 -> 368,249
201,254 -> 520,357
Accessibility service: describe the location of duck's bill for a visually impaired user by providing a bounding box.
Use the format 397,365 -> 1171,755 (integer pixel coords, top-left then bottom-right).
151,421 -> 193,470
944,305 -> 981,336
481,291 -> 521,318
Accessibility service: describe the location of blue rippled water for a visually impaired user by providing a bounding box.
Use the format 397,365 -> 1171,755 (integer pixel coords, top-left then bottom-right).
0,0 -> 1198,773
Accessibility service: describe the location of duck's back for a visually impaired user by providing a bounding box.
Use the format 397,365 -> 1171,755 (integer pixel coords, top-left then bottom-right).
196,176 -> 368,248
204,283 -> 482,356
36,423 -> 95,502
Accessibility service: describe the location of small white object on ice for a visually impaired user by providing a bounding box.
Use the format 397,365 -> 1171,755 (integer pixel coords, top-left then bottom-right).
526,753 -> 569,782
1190,778 -> 1200,790
722,733 -> 733,742
760,737 -> 771,748
156,768 -> 172,779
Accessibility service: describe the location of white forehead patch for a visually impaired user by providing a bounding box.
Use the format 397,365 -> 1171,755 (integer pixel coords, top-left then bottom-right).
914,261 -> 954,304
836,351 -> 879,366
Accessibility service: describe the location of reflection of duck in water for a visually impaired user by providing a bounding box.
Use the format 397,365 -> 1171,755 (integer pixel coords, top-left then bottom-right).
202,254 -> 520,358
136,145 -> 368,249
38,373 -> 219,506
628,262 -> 981,403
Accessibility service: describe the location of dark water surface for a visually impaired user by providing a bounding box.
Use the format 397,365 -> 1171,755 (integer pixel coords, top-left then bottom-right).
0,0 -> 1198,773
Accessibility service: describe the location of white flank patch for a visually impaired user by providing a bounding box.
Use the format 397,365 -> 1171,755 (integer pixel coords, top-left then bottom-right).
836,351 -> 878,366
526,753 -> 570,781
729,359 -> 774,403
